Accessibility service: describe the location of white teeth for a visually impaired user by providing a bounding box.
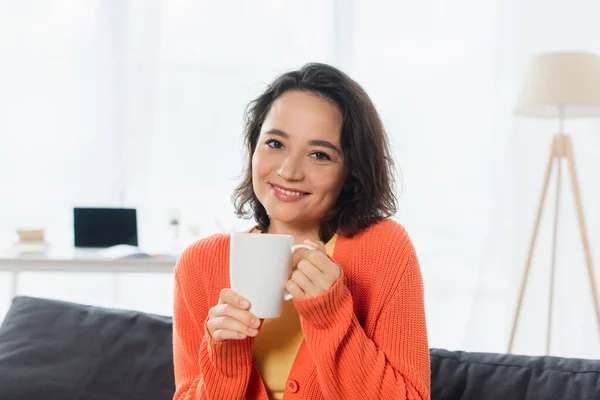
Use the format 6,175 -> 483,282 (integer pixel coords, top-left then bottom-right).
274,186 -> 304,196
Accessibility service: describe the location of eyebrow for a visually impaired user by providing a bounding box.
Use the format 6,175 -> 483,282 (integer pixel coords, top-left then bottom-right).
265,128 -> 342,155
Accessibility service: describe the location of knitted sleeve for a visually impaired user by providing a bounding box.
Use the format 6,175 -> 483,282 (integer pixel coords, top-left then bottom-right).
172,236 -> 256,400
294,229 -> 430,399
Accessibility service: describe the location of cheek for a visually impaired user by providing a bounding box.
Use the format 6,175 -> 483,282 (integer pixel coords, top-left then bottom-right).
251,149 -> 275,192
315,169 -> 345,199
251,151 -> 266,180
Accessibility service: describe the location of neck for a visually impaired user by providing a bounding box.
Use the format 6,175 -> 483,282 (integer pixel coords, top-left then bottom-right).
266,220 -> 321,244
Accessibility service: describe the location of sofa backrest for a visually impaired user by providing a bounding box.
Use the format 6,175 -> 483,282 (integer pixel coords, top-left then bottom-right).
0,296 -> 175,400
1,296 -> 599,400
431,348 -> 600,400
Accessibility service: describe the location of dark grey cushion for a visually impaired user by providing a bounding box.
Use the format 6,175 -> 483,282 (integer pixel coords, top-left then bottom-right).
0,296 -> 175,400
430,348 -> 600,400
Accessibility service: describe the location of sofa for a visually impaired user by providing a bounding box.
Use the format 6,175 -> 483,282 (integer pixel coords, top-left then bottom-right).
0,296 -> 598,399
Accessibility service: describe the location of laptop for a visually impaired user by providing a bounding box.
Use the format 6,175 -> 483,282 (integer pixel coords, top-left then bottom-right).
73,207 -> 138,250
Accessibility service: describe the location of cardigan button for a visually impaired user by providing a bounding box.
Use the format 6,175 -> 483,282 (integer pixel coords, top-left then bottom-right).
286,379 -> 299,393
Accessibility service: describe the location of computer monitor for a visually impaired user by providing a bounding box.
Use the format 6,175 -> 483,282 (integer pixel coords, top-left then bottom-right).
73,207 -> 138,248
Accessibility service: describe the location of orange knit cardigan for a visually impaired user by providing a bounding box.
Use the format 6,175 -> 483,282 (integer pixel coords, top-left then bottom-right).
172,219 -> 430,399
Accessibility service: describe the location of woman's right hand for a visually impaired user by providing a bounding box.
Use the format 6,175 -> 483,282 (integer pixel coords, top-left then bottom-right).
207,289 -> 261,342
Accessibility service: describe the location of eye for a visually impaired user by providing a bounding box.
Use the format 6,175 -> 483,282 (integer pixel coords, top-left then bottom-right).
311,151 -> 331,161
265,139 -> 283,149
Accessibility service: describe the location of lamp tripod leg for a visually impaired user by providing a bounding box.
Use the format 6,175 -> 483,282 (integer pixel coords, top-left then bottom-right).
508,138 -> 557,353
546,158 -> 561,355
564,136 -> 600,338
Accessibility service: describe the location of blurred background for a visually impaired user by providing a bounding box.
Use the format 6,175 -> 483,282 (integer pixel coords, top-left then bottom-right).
1,0 -> 599,359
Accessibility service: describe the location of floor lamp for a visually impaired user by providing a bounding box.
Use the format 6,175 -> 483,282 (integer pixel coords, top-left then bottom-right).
508,52 -> 600,355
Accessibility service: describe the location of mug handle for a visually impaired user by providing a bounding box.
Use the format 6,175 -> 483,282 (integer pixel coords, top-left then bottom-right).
284,244 -> 315,300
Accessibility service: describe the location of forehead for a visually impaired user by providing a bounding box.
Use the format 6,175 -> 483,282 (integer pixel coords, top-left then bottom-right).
262,91 -> 343,143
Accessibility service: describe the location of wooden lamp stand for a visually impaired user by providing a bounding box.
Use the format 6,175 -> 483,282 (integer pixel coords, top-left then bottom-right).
507,133 -> 600,354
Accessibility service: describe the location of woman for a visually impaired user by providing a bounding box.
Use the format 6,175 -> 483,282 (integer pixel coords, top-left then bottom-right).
172,63 -> 430,400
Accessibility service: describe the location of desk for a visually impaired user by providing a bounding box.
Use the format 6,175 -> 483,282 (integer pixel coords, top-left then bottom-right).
0,253 -> 176,305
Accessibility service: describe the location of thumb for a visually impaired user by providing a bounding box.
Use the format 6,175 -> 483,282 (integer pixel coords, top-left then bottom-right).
304,239 -> 326,254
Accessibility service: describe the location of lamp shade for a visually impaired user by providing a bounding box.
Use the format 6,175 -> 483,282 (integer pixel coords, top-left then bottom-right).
515,52 -> 600,118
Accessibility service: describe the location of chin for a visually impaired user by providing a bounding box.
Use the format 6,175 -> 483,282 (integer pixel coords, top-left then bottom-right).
266,209 -> 304,224
264,205 -> 315,226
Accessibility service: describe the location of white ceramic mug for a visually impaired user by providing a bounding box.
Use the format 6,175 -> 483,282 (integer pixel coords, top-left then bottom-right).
229,233 -> 314,318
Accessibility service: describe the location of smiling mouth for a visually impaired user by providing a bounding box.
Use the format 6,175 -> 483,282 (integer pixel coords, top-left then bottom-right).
270,183 -> 309,197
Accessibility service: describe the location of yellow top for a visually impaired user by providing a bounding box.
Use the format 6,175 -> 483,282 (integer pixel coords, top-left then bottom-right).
252,232 -> 338,400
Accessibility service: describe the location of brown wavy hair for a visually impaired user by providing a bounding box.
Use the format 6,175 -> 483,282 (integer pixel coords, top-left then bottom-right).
232,62 -> 398,241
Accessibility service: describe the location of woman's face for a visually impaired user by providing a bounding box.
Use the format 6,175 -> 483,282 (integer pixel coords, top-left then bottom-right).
252,90 -> 346,230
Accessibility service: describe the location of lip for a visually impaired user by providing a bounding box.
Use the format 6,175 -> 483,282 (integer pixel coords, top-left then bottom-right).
270,183 -> 309,194
269,183 -> 310,203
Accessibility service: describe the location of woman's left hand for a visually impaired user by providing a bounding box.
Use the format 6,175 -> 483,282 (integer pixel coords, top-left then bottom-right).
286,239 -> 341,299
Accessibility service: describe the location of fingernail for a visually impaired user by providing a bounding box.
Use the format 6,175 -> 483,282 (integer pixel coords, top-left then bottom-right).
251,318 -> 259,327
238,333 -> 247,339
239,299 -> 249,307
248,328 -> 259,335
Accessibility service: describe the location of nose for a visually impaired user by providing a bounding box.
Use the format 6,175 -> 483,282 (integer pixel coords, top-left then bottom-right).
277,154 -> 304,181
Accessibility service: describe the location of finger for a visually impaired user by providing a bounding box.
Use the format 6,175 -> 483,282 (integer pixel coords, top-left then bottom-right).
291,269 -> 319,297
304,239 -> 327,254
286,279 -> 307,299
207,315 -> 259,338
304,250 -> 341,282
317,240 -> 327,252
303,249 -> 331,273
209,304 -> 261,330
219,288 -> 250,309
297,258 -> 330,291
292,248 -> 309,270
211,329 -> 248,342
